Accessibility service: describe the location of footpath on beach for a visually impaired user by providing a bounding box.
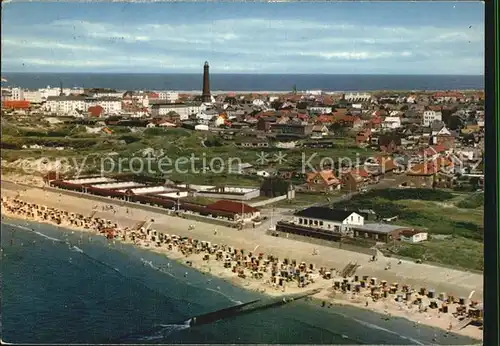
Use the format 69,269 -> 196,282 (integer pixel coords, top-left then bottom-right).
0,184 -> 484,341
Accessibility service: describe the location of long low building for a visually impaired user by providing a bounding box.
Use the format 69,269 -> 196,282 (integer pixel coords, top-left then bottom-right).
351,224 -> 416,243
156,191 -> 189,198
65,177 -> 116,185
92,181 -> 144,189
177,184 -> 260,201
117,186 -> 174,195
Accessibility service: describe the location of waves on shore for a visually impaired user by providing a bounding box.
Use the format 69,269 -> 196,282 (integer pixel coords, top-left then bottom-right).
1,218 -> 479,344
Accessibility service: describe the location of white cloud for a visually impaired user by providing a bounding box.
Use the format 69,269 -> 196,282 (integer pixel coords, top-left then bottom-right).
2,38 -> 108,51
1,17 -> 484,74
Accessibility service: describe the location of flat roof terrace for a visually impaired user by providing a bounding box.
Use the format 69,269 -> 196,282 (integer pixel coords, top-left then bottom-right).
353,223 -> 412,234
117,186 -> 175,195
91,182 -> 144,189
65,177 -> 116,185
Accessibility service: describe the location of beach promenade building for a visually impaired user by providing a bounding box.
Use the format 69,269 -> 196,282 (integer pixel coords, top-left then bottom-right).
275,206 -> 416,244
292,207 -> 364,233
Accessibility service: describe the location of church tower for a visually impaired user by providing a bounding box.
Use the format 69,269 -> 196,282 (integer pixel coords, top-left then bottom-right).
201,61 -> 211,103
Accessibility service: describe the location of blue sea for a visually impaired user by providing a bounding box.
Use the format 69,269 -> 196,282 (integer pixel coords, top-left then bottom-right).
1,73 -> 484,92
1,218 -> 480,344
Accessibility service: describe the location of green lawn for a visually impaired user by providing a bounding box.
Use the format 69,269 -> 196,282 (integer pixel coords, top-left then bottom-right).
381,237 -> 484,272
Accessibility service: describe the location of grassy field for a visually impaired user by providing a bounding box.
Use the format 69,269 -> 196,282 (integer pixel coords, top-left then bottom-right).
332,188 -> 484,271
382,237 -> 484,272
2,123 -> 372,179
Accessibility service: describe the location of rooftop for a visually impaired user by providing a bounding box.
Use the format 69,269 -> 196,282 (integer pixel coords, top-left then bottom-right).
207,200 -> 259,214
294,207 -> 354,222
353,223 -> 411,234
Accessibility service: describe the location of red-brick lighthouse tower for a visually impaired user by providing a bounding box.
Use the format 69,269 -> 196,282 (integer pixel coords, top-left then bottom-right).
201,61 -> 211,103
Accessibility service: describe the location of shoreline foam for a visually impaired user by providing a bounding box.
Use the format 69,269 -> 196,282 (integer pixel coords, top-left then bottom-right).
1,190 -> 483,342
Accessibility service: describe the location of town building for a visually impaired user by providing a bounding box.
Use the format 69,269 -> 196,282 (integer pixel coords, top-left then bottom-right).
45,95 -> 88,114
423,110 -> 443,127
381,116 -> 402,129
45,95 -> 121,115
206,200 -> 260,222
95,97 -> 122,114
305,170 -> 341,192
352,224 -> 415,243
344,92 -> 371,102
270,123 -> 313,136
158,91 -> 179,103
150,103 -> 201,120
399,230 -> 428,243
292,207 -> 364,233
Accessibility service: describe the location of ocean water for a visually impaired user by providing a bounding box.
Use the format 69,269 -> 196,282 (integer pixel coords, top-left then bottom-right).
1,218 -> 480,345
1,73 -> 484,92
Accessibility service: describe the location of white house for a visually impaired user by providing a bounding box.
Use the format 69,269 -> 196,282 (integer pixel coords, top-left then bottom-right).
45,96 -> 88,115
381,116 -> 402,129
432,125 -> 451,136
344,92 -> 371,102
252,99 -> 266,107
210,115 -> 226,127
306,90 -> 322,96
23,90 -> 42,103
406,95 -> 417,104
275,141 -> 298,149
292,207 -> 364,233
399,230 -> 428,243
308,106 -> 332,114
158,91 -> 179,103
150,103 -> 201,120
38,86 -> 80,101
194,124 -> 209,131
11,87 -> 23,100
96,97 -> 122,114
423,110 -> 442,127
196,109 -> 219,124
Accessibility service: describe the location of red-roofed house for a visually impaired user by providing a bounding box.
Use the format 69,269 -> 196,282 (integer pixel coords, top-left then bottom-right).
320,96 -> 334,105
356,129 -> 371,145
316,115 -> 335,125
2,100 -> 30,110
433,91 -> 465,103
206,200 -> 260,222
406,161 -> 437,188
341,170 -> 369,192
296,113 -> 309,121
419,145 -> 447,159
305,170 -> 341,192
88,105 -> 104,118
370,116 -> 382,128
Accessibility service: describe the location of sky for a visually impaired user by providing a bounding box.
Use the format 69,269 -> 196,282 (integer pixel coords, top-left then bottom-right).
1,1 -> 484,75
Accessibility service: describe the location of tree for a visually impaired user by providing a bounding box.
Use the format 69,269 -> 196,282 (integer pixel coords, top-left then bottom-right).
447,115 -> 463,131
260,177 -> 291,197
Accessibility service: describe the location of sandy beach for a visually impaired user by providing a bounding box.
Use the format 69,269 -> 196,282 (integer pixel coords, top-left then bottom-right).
1,179 -> 483,341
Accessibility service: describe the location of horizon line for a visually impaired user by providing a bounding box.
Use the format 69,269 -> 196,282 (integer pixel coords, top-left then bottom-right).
1,71 -> 485,77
